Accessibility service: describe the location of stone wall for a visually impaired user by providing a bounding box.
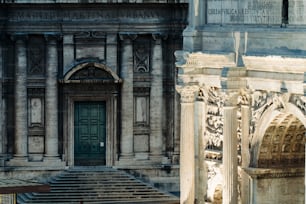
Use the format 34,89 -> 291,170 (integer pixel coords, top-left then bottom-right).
0,2 -> 187,169
254,177 -> 304,204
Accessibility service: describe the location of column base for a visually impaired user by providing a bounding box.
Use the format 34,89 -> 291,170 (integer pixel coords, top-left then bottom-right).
44,156 -> 66,167
7,156 -> 28,166
149,155 -> 169,164
7,156 -> 65,168
135,153 -> 149,160
117,155 -> 135,166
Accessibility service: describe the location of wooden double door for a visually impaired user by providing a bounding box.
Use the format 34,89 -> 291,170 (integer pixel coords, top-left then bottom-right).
74,101 -> 106,166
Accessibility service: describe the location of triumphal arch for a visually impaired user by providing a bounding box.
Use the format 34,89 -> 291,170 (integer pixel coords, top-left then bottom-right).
176,0 -> 306,203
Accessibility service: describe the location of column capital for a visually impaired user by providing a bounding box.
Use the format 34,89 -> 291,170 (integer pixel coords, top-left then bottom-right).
119,32 -> 137,42
152,33 -> 168,43
177,85 -> 198,103
238,89 -> 251,106
196,86 -> 209,102
10,33 -> 28,43
222,91 -> 239,107
44,33 -> 61,44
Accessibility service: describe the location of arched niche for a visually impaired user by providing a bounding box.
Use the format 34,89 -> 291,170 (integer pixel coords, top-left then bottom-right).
63,62 -> 121,84
251,101 -> 306,168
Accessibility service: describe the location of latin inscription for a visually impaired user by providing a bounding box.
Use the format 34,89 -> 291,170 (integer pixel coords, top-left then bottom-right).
8,9 -> 170,22
207,0 -> 282,24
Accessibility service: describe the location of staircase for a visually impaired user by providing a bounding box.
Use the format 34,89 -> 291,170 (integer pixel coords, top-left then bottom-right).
17,167 -> 179,204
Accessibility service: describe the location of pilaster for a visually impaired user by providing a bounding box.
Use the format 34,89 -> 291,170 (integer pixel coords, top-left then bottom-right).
119,33 -> 136,163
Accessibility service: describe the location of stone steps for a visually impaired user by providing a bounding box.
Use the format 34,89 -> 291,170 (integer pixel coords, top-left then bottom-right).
17,167 -> 179,204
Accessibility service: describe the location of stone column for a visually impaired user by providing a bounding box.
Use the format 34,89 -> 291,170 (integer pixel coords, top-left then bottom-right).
194,96 -> 207,204
149,34 -> 163,161
119,34 -> 135,161
223,105 -> 238,204
14,36 -> 28,159
44,35 -> 59,159
241,104 -> 251,204
179,86 -> 196,204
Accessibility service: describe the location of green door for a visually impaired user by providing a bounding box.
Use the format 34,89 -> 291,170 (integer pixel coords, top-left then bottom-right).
74,101 -> 106,166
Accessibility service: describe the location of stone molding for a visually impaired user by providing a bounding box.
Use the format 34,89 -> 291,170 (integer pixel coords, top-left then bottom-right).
244,167 -> 304,179
243,55 -> 306,74
183,52 -> 236,69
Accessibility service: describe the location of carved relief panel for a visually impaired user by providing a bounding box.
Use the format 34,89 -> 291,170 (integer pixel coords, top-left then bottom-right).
133,37 -> 151,73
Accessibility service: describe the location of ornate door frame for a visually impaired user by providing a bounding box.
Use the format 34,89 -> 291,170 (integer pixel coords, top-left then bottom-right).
65,94 -> 118,167
61,62 -> 121,167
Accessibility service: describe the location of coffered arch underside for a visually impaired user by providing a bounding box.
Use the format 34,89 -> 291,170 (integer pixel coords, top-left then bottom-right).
250,93 -> 306,168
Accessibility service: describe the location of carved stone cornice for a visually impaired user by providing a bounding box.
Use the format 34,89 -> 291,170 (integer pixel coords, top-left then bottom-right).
183,52 -> 236,69
243,55 -> 306,74
244,167 -> 304,179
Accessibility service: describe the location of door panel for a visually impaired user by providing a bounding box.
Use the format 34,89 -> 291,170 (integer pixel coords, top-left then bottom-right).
74,101 -> 106,166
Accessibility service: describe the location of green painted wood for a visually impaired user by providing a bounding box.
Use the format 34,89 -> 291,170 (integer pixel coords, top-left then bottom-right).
74,102 -> 106,166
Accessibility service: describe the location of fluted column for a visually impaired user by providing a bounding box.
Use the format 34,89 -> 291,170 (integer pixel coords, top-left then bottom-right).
241,104 -> 251,204
14,36 -> 28,159
44,35 -> 59,159
194,95 -> 207,204
179,86 -> 197,204
119,34 -> 135,160
149,34 -> 163,160
223,104 -> 238,204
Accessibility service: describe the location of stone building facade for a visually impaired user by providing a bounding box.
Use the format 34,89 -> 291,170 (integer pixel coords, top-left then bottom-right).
0,0 -> 188,192
176,0 -> 306,203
